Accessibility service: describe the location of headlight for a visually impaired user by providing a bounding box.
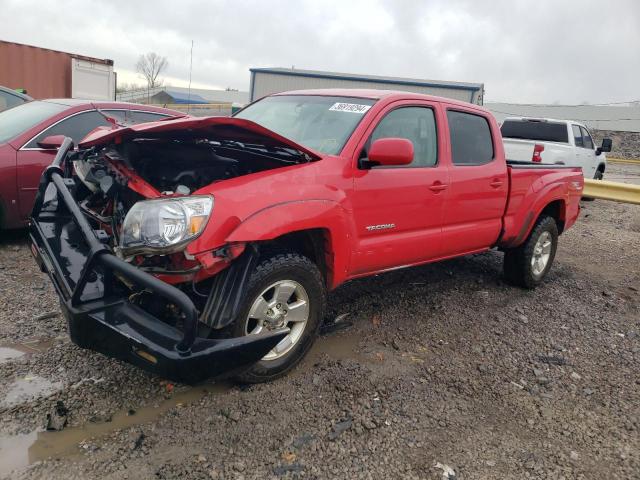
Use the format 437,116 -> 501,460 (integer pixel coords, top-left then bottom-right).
120,195 -> 213,255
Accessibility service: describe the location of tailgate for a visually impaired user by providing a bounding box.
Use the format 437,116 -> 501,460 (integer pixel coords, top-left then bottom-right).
503,138 -> 535,162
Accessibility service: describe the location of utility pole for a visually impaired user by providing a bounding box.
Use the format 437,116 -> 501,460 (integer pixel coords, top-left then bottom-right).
187,40 -> 194,114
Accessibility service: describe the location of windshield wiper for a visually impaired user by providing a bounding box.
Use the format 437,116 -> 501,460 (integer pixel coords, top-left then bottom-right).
92,104 -> 129,128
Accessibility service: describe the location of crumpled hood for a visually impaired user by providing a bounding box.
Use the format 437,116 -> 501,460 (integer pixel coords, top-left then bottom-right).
78,116 -> 322,161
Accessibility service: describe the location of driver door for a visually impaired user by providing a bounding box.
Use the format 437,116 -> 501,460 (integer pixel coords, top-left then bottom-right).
350,102 -> 447,275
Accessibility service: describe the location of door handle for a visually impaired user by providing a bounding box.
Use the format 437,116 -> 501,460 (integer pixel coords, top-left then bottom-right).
429,182 -> 448,192
490,180 -> 503,188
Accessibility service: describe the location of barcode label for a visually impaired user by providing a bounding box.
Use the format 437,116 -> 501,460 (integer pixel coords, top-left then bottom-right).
328,103 -> 371,114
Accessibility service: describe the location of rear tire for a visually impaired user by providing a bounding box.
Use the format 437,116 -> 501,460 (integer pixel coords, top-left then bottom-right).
503,216 -> 558,289
231,253 -> 326,383
583,168 -> 603,201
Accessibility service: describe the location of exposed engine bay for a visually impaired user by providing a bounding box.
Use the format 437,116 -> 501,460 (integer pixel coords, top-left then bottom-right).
76,138 -> 302,197
59,134 -> 310,310
59,123 -> 316,330
72,137 -> 309,242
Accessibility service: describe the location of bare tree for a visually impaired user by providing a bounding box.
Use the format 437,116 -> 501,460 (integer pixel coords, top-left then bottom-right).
136,52 -> 168,90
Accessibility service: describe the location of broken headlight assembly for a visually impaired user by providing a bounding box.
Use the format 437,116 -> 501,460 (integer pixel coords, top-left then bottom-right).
119,196 -> 213,256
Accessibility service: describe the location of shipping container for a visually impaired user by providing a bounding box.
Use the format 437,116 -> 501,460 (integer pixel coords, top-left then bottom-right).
0,41 -> 115,100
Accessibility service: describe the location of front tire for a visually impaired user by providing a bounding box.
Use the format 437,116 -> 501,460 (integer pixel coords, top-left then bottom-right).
232,253 -> 326,383
594,167 -> 604,180
503,216 -> 559,289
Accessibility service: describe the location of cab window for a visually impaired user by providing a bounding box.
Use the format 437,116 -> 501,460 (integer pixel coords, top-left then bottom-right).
571,125 -> 584,147
447,110 -> 494,165
580,126 -> 594,149
367,106 -> 438,167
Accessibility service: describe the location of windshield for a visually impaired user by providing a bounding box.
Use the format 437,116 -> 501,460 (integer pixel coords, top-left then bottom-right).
0,101 -> 68,144
501,120 -> 569,143
235,95 -> 376,155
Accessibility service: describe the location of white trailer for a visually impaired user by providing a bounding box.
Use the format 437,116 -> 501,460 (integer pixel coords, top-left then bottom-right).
71,57 -> 116,101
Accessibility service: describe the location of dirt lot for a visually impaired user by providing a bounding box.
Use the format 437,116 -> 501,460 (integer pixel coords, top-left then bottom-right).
0,163 -> 639,480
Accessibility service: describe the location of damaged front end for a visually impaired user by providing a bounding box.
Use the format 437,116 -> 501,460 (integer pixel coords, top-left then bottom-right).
29,131 -> 298,384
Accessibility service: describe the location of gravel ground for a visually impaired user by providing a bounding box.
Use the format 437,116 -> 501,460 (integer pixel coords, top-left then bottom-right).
0,163 -> 638,480
592,130 -> 640,160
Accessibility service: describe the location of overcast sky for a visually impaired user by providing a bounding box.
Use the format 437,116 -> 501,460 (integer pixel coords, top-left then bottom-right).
3,0 -> 639,104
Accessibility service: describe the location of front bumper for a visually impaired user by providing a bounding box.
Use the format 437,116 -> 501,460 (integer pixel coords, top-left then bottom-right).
29,141 -> 287,384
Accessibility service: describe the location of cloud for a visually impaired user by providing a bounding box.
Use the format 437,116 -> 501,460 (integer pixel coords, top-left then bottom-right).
2,0 -> 639,103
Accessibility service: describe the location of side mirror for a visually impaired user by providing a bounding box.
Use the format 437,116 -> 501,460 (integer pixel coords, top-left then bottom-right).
37,135 -> 68,150
368,138 -> 414,166
596,137 -> 612,155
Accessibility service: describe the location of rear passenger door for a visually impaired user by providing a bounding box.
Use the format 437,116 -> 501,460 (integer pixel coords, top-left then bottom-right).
440,108 -> 508,256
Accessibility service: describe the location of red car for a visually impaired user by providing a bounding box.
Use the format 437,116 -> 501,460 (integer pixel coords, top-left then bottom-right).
30,89 -> 584,383
0,99 -> 181,229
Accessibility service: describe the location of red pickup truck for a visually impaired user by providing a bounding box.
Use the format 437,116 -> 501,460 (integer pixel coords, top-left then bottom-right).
30,89 -> 583,383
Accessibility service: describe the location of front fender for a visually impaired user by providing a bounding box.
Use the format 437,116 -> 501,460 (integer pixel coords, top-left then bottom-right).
226,200 -> 353,289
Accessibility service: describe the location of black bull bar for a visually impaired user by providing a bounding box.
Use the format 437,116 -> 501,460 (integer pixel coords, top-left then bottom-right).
29,138 -> 287,383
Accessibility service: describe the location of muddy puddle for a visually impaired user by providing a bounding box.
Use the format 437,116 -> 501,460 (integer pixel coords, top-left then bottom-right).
0,338 -> 53,365
1,340 -> 62,410
0,329 -> 364,476
0,346 -> 26,363
0,431 -> 38,476
308,328 -> 364,363
0,382 -> 231,476
2,376 -> 63,409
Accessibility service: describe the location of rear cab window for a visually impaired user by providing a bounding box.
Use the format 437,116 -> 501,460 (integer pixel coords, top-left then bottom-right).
501,119 -> 569,143
447,110 -> 494,165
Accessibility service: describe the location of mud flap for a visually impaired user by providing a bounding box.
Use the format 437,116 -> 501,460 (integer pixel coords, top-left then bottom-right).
201,245 -> 259,329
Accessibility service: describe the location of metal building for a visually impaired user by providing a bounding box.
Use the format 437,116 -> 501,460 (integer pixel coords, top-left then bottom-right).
249,67 -> 484,105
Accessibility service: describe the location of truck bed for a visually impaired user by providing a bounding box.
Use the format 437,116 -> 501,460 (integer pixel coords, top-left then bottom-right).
500,162 -> 583,248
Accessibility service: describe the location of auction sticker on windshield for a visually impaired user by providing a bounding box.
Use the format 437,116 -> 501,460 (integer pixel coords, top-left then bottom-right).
329,103 -> 372,114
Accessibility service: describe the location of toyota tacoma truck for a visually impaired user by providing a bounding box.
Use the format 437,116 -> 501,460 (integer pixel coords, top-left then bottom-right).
30,89 -> 584,384
501,117 -> 612,179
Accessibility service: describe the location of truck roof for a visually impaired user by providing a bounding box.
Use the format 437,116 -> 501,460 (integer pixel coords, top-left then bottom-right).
273,88 -> 488,113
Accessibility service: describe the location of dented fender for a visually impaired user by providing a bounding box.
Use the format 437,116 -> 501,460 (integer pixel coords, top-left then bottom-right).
225,199 -> 353,288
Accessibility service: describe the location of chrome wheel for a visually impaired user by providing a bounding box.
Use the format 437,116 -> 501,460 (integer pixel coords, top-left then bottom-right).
245,280 -> 310,361
531,231 -> 552,277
